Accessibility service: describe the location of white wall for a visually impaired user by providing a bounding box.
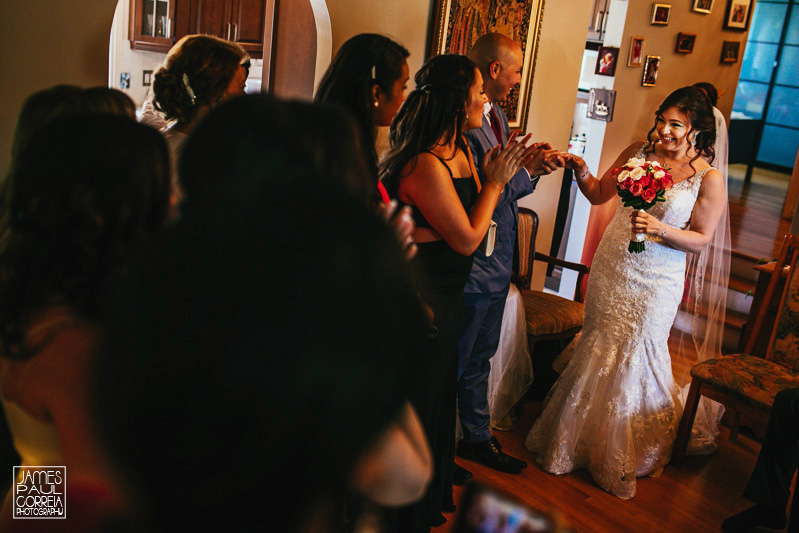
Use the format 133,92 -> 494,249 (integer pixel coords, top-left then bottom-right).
108,0 -> 169,106
519,0 -> 594,291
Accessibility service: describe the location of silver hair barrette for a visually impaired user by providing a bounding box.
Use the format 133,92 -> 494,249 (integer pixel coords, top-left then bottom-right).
182,73 -> 196,105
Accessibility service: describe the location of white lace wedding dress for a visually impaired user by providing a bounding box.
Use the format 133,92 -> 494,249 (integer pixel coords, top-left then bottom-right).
525,150 -> 713,500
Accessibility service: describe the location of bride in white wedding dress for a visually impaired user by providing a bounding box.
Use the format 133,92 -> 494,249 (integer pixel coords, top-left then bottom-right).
525,87 -> 729,499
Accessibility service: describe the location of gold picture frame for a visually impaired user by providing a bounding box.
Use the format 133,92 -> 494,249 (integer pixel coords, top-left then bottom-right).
642,55 -> 661,87
692,0 -> 714,14
628,35 -> 645,67
651,3 -> 671,25
430,0 -> 546,129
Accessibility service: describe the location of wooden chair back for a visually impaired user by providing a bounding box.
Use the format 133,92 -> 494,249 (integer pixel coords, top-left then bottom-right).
744,233 -> 799,359
769,234 -> 799,369
515,207 -> 539,291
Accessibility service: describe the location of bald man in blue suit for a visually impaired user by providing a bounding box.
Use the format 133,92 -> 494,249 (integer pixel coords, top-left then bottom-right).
455,33 -> 562,477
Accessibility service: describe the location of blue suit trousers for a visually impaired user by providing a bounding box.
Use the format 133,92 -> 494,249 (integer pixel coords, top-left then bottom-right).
457,285 -> 510,443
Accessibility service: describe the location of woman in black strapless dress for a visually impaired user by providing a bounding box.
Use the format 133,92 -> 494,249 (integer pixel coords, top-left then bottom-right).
380,54 -> 532,532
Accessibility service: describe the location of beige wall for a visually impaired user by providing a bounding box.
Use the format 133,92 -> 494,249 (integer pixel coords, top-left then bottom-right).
0,0 -> 118,176
518,0 -> 593,290
325,0 -> 432,87
600,2 -> 747,174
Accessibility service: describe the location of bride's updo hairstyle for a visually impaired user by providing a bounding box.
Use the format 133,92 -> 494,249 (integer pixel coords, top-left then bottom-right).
380,54 -> 478,197
152,34 -> 249,125
646,85 -> 716,167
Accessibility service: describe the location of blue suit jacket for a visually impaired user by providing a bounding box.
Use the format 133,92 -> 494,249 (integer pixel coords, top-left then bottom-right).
464,103 -> 536,294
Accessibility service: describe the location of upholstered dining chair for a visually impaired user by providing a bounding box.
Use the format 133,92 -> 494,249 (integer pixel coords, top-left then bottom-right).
513,207 -> 589,360
672,233 -> 799,466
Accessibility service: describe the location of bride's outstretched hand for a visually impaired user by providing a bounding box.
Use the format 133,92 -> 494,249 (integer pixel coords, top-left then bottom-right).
561,153 -> 590,179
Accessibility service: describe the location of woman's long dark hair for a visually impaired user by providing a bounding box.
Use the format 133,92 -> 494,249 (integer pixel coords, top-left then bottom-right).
380,54 -> 478,198
0,113 -> 171,359
645,85 -> 717,168
315,33 -> 409,182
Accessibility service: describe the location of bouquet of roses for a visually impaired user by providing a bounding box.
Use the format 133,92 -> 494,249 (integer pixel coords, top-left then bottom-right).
613,157 -> 674,253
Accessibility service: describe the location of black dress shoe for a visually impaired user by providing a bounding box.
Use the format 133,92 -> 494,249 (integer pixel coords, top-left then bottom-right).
722,504 -> 787,532
457,439 -> 527,474
453,463 -> 473,485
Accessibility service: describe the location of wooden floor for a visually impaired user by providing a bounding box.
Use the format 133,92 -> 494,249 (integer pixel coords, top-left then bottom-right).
728,164 -> 793,260
434,399 -> 762,533
432,165 -> 794,533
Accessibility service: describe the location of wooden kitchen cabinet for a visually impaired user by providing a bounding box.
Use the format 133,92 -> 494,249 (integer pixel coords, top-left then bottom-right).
129,0 -> 177,53
188,0 -> 267,57
129,0 -> 267,58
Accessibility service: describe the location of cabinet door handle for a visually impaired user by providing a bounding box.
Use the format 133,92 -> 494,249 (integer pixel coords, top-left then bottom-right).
226,23 -> 231,41
232,23 -> 238,41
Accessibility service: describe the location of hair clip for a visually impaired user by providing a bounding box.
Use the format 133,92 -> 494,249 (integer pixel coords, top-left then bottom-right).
371,65 -> 376,80
182,73 -> 196,105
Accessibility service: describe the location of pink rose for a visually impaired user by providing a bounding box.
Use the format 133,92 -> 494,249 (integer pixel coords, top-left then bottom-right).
619,177 -> 632,190
629,182 -> 643,196
641,187 -> 656,203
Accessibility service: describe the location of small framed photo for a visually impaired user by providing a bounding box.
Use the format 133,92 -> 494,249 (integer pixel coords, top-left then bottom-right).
724,0 -> 753,30
651,3 -> 671,25
721,41 -> 741,63
692,0 -> 714,14
642,55 -> 661,87
675,33 -> 697,53
628,36 -> 645,67
595,46 -> 620,76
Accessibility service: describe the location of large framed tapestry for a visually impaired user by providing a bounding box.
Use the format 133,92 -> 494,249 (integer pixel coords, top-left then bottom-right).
430,0 -> 546,129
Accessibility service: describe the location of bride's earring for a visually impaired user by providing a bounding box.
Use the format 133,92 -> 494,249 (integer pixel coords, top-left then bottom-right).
689,133 -> 697,146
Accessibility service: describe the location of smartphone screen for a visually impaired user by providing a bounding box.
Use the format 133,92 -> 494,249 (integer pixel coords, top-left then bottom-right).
452,482 -> 558,533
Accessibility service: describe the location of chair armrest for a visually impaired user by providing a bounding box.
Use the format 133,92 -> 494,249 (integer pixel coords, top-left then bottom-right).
511,272 -> 530,291
534,251 -> 590,274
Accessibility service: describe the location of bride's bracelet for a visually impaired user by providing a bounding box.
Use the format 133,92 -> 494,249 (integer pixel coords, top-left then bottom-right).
575,168 -> 590,181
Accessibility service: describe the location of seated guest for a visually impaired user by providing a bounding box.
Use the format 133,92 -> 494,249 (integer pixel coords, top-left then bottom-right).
723,388 -> 799,532
92,96 -> 434,530
0,113 -> 171,520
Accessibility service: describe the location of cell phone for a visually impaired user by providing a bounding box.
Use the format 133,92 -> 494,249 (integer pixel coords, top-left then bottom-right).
452,482 -> 559,533
478,220 -> 497,257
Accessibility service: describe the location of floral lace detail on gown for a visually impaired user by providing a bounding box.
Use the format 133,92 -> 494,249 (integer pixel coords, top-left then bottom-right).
525,148 -> 712,500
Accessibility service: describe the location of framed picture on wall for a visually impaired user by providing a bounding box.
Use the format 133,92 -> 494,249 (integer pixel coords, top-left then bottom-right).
595,46 -> 620,76
628,36 -> 645,67
651,3 -> 671,25
724,0 -> 753,30
692,0 -> 714,14
429,0 -> 546,129
642,55 -> 660,86
675,33 -> 697,53
721,41 -> 741,63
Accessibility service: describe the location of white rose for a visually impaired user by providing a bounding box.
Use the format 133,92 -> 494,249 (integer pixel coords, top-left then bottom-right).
617,170 -> 630,182
650,160 -> 663,169
629,166 -> 645,180
654,169 -> 665,179
627,157 -> 646,167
